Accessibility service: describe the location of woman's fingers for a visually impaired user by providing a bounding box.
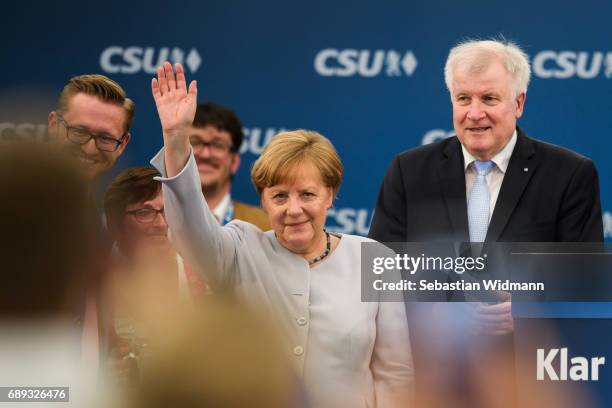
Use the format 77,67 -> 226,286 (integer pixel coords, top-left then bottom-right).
175,62 -> 187,92
164,61 -> 176,92
156,66 -> 167,95
151,78 -> 161,101
155,62 -> 191,99
188,79 -> 197,98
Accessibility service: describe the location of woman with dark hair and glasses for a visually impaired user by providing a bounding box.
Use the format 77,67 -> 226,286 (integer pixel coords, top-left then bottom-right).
104,166 -> 205,300
105,167 -> 168,256
103,166 -> 205,387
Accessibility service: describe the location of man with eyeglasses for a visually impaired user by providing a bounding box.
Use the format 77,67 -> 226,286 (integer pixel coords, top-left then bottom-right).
45,74 -> 134,377
190,102 -> 269,230
48,74 -> 133,181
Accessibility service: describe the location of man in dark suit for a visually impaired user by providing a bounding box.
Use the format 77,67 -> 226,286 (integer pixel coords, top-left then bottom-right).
369,127 -> 603,244
368,39 -> 604,405
369,39 -> 602,245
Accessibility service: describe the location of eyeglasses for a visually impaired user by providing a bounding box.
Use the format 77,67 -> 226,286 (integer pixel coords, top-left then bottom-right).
57,114 -> 126,152
125,207 -> 165,223
190,139 -> 233,155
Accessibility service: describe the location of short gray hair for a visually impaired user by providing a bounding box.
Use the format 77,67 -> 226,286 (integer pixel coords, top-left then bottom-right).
444,39 -> 531,99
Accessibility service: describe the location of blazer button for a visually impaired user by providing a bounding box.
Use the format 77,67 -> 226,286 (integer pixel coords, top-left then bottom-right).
293,346 -> 304,356
297,317 -> 307,326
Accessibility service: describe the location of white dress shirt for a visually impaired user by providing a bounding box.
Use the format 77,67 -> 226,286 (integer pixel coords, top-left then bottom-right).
212,193 -> 231,224
462,130 -> 517,222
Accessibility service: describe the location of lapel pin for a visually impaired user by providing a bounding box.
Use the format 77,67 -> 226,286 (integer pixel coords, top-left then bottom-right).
523,167 -> 529,172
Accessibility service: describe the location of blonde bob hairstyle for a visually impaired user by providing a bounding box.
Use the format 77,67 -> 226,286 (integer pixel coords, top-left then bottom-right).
251,130 -> 343,197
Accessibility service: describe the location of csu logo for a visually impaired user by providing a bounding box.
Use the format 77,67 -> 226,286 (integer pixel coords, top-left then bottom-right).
314,49 -> 418,77
100,47 -> 202,74
240,127 -> 285,156
532,51 -> 612,79
604,211 -> 612,240
0,122 -> 47,141
326,208 -> 373,236
421,129 -> 454,145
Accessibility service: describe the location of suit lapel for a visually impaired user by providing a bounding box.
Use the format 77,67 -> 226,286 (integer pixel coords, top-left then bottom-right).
438,138 -> 469,242
486,128 -> 539,242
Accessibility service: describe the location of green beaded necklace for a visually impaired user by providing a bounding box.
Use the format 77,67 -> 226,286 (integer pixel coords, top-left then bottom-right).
308,231 -> 331,265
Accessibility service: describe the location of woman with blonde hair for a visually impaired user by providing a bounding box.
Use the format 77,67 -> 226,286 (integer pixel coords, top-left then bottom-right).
149,62 -> 413,408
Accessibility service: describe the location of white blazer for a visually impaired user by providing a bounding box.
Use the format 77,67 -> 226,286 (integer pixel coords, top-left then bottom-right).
152,149 -> 413,408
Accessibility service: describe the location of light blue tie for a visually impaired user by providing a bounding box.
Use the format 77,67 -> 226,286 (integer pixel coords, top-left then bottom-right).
468,160 -> 495,242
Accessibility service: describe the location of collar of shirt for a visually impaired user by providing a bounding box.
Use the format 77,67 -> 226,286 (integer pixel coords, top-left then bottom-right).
212,193 -> 232,224
461,129 -> 517,174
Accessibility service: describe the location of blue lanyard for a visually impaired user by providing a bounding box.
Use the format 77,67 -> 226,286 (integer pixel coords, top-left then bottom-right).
222,200 -> 234,225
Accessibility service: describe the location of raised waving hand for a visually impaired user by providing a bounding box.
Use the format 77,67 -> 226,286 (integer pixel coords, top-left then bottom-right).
151,61 -> 197,176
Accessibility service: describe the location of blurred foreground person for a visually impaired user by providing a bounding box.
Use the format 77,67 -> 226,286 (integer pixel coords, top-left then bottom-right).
412,317 -> 597,408
103,166 -> 206,388
0,142 -> 116,407
149,62 -> 413,408
125,295 -> 298,408
104,166 -> 205,303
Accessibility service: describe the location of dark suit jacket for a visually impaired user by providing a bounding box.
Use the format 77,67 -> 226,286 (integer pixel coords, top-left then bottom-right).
368,127 -> 604,244
368,128 -> 604,403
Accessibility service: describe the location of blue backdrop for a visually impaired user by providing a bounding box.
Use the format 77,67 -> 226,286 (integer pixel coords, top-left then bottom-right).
1,0 -> 610,239
2,1 -> 612,404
